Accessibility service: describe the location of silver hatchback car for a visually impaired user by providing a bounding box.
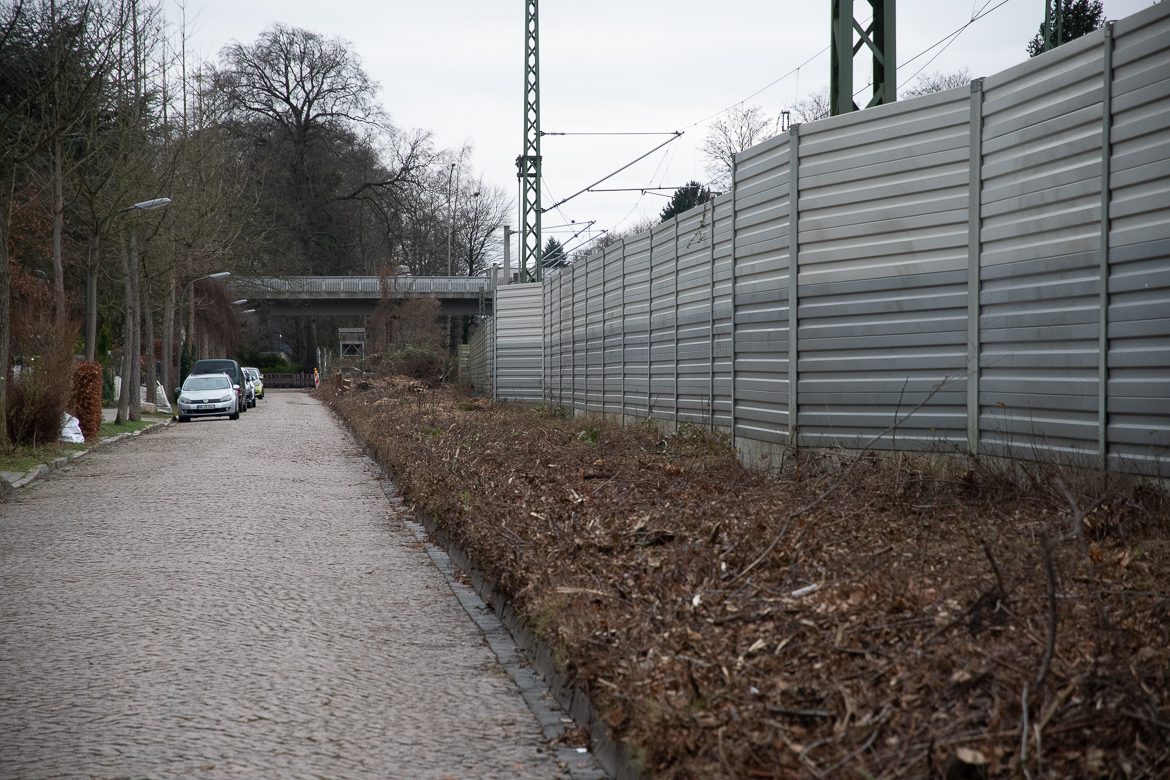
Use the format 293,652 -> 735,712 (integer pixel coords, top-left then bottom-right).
175,373 -> 240,422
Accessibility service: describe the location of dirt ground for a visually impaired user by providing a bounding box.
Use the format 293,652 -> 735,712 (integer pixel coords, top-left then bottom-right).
324,377 -> 1169,780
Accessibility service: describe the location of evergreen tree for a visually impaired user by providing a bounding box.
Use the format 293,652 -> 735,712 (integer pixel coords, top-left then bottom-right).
1027,0 -> 1105,57
542,237 -> 568,269
659,181 -> 712,223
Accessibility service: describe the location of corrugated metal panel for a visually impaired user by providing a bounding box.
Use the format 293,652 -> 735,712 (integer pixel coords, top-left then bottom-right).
494,283 -> 543,402
546,270 -> 559,405
602,243 -> 626,414
978,32 -> 1106,461
649,220 -> 678,421
733,133 -> 791,443
796,90 -> 971,449
712,194 -> 736,429
557,266 -> 572,405
1107,2 -> 1170,474
675,204 -> 712,423
623,233 -> 653,415
584,249 -> 606,413
465,319 -> 493,394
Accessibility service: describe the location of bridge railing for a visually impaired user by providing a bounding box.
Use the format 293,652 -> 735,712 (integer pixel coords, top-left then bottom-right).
231,276 -> 490,298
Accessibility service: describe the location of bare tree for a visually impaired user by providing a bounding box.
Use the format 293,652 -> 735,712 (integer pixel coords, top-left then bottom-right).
454,177 -> 509,277
791,87 -> 831,124
217,23 -> 379,141
215,23 -> 382,274
900,68 -> 970,99
702,105 -> 773,188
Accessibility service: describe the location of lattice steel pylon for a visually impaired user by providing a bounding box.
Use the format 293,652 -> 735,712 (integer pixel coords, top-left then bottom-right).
517,0 -> 542,283
830,0 -> 896,116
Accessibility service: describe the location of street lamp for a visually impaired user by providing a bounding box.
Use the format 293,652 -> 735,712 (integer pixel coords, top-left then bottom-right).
175,271 -> 230,391
115,197 -> 172,425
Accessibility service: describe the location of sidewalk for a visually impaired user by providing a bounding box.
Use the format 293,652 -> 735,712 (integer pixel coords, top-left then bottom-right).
1,409 -> 171,494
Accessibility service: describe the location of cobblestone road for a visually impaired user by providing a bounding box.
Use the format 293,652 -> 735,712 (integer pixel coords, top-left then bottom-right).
0,391 -> 584,779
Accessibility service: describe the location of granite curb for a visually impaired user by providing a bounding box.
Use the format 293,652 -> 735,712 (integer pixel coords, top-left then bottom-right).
330,406 -> 640,780
0,416 -> 173,496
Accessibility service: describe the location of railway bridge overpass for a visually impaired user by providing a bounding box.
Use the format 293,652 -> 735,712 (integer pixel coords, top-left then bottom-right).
228,275 -> 494,317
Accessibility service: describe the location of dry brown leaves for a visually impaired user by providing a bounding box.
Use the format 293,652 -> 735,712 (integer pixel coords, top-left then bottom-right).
325,379 -> 1170,780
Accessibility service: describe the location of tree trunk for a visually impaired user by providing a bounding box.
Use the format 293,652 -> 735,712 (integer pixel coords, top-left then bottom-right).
115,228 -> 132,425
162,268 -> 175,401
128,229 -> 141,420
84,233 -> 99,361
52,138 -> 66,322
0,207 -> 11,449
143,275 -> 156,406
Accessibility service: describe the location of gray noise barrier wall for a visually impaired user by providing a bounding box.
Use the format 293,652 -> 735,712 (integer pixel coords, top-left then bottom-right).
466,283 -> 544,403
524,3 -> 1169,475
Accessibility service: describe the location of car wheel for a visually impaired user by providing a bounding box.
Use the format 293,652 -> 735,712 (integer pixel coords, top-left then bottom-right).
178,415 -> 190,423
229,411 -> 240,420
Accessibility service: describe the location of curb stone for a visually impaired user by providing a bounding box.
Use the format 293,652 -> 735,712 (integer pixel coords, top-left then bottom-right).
335,403 -> 641,779
350,442 -> 641,780
0,417 -> 173,494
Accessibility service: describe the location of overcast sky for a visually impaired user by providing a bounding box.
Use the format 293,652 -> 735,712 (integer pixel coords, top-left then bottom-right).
182,0 -> 1155,261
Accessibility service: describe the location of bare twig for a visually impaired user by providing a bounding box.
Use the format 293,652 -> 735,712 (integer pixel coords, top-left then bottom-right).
981,539 -> 1007,601
1053,476 -> 1111,545
1020,683 -> 1033,780
733,378 -> 952,582
1035,534 -> 1058,692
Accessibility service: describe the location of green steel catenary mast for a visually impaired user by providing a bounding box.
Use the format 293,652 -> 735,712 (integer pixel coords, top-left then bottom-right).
830,0 -> 896,116
517,0 -> 542,282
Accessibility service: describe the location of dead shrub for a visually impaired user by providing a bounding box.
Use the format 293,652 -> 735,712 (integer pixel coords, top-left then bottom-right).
6,265 -> 78,447
70,360 -> 103,440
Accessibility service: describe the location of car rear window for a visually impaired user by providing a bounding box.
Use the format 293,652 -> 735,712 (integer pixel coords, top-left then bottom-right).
184,376 -> 231,391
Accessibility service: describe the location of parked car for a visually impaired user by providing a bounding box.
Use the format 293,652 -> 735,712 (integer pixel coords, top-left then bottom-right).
174,373 -> 240,422
243,367 -> 264,400
190,358 -> 250,413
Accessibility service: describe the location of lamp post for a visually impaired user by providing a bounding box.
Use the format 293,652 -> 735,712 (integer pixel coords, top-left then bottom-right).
115,197 -> 171,425
446,161 -> 456,276
175,271 -> 230,394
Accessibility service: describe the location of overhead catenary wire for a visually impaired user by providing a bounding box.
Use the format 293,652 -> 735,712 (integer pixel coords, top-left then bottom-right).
898,0 -> 1011,86
561,1 -> 1014,257
542,132 -> 683,213
854,0 -> 1015,98
542,131 -> 681,136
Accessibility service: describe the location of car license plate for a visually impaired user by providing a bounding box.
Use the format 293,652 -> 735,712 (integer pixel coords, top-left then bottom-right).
197,404 -> 215,409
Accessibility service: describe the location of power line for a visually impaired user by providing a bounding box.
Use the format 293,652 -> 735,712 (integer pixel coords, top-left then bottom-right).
543,132 -> 683,213
587,186 -> 700,193
900,0 -> 1013,86
542,131 -> 680,136
680,43 -> 834,131
856,0 -> 1016,97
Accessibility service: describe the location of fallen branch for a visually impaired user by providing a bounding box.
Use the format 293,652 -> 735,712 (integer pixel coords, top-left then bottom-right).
1035,534 -> 1058,692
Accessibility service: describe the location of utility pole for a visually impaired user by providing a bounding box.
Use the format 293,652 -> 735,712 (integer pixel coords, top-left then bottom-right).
830,0 -> 896,116
503,224 -> 512,285
517,0 -> 542,283
446,162 -> 456,276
